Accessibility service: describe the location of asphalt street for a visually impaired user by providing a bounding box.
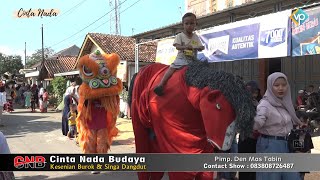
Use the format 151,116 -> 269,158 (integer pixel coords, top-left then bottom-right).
0,108 -> 141,180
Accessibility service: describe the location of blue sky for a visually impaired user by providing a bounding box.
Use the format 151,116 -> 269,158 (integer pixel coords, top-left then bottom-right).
0,0 -> 184,60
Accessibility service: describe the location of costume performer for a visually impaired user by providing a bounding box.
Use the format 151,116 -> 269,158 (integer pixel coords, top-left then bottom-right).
129,61 -> 256,180
76,50 -> 122,154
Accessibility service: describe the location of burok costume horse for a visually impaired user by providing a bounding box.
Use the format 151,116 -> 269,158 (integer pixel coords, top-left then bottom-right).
76,51 -> 122,154
129,61 -> 256,180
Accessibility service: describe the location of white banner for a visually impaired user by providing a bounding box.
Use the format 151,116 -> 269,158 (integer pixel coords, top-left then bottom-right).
196,9 -> 292,61
155,38 -> 178,65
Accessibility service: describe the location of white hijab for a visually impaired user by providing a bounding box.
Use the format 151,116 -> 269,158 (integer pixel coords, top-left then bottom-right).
263,72 -> 301,125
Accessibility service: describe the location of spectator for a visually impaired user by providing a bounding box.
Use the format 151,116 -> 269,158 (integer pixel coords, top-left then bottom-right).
4,84 -> 14,113
41,89 -> 49,113
296,90 -> 306,109
23,86 -> 32,110
65,82 -> 76,96
306,85 -> 315,96
0,131 -> 15,180
67,104 -> 78,139
254,72 -> 303,180
62,88 -> 77,136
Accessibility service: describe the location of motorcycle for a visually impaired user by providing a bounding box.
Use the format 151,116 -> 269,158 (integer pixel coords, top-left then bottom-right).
296,106 -> 320,133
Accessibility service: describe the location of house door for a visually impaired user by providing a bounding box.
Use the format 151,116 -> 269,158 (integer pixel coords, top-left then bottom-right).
268,58 -> 282,75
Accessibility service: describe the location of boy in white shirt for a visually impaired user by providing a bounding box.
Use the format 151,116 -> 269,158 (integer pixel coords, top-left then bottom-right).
154,12 -> 204,96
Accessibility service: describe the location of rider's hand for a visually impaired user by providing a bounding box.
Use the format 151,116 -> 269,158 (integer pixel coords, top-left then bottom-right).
194,46 -> 205,51
184,45 -> 193,50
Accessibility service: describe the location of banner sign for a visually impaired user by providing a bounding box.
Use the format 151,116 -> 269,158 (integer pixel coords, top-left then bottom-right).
155,38 -> 178,65
292,6 -> 320,56
197,10 -> 292,62
2,153 -> 320,172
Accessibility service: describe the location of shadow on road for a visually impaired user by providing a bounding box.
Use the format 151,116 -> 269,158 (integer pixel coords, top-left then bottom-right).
112,138 -> 135,146
0,114 -> 60,137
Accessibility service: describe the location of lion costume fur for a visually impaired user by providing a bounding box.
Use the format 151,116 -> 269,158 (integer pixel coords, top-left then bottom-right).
76,51 -> 123,153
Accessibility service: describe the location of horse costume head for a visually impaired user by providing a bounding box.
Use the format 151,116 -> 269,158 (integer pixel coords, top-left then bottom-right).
185,61 -> 256,148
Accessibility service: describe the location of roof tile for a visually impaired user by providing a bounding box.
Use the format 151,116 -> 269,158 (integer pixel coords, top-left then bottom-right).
88,33 -> 156,62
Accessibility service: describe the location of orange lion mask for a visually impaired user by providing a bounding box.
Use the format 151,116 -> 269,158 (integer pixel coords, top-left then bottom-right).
76,50 -> 123,154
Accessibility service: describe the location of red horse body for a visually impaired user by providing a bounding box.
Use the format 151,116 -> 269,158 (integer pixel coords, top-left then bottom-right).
130,62 -> 255,180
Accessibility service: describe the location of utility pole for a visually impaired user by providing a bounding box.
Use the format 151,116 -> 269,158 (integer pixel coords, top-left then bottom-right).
24,42 -> 26,69
41,24 -> 44,66
115,0 -> 118,34
109,0 -> 121,35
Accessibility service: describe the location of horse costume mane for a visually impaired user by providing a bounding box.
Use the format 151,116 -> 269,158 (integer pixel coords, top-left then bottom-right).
76,50 -> 123,153
185,60 -> 255,138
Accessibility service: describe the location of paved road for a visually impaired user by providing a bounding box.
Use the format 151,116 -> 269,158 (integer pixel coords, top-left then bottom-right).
0,108 -> 319,180
0,108 -> 142,180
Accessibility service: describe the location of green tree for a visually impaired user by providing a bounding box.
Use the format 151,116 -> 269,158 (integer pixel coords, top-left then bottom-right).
0,53 -> 24,74
26,47 -> 55,68
51,76 -> 67,104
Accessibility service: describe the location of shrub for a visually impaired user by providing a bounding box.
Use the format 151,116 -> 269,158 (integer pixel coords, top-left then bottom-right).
48,96 -> 58,107
46,84 -> 53,94
51,77 -> 67,104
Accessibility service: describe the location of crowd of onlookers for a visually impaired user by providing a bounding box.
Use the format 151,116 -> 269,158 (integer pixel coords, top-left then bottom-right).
0,81 -> 50,127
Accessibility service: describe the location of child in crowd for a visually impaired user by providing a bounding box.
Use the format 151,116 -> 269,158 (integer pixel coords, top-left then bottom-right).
30,93 -> 36,113
67,104 -> 78,139
23,87 -> 32,109
154,12 -> 204,96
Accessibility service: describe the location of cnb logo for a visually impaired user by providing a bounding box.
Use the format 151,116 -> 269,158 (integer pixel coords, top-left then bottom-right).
14,156 -> 46,169
290,8 -> 309,26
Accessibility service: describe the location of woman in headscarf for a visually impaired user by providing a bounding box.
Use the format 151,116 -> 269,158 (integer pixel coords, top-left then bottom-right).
254,72 -> 303,180
61,88 -> 77,136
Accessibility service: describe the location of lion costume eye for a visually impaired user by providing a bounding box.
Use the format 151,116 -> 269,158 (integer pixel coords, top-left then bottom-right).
83,65 -> 93,76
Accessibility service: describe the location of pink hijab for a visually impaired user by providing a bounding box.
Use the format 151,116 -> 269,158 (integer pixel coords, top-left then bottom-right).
263,72 -> 301,125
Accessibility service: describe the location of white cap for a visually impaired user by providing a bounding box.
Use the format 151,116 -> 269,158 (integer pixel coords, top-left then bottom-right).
298,90 -> 304,93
